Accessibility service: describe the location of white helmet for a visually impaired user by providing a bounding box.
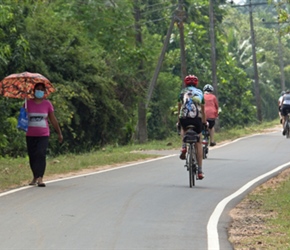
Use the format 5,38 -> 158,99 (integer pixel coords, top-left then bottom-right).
203,84 -> 214,92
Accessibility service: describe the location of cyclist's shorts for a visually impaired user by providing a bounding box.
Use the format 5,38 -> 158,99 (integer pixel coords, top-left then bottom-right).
281,105 -> 290,116
180,117 -> 202,134
207,119 -> 215,129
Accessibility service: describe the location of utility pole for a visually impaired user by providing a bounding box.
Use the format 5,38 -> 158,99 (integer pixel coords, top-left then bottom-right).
262,19 -> 286,91
134,0 -> 147,143
231,0 -> 266,122
176,0 -> 187,87
278,24 -> 286,90
248,0 -> 262,122
146,1 -> 186,107
146,17 -> 175,109
209,0 -> 220,131
209,0 -> 218,98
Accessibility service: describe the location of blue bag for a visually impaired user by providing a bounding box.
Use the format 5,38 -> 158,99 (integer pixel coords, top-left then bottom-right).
17,107 -> 28,132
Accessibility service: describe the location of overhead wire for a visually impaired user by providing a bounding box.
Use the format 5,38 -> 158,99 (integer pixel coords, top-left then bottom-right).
141,4 -> 178,16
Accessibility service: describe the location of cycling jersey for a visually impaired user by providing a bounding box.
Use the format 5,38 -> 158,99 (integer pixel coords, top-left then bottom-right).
282,94 -> 290,105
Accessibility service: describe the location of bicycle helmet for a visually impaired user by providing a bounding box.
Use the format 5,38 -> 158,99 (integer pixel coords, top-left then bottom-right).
281,90 -> 286,96
184,75 -> 198,87
203,84 -> 214,92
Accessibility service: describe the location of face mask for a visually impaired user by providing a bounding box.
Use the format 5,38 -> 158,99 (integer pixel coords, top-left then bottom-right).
35,90 -> 44,99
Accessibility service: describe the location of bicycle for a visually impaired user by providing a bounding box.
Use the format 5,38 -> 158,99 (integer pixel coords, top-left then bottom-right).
202,126 -> 209,159
183,125 -> 200,187
284,113 -> 290,138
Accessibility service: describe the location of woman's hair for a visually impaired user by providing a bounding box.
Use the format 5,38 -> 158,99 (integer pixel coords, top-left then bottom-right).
34,82 -> 45,90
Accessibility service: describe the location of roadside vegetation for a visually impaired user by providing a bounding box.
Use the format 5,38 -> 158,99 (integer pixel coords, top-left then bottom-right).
1,1 -> 289,158
229,167 -> 290,249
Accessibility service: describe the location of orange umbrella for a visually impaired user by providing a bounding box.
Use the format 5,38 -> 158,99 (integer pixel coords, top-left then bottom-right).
0,71 -> 55,99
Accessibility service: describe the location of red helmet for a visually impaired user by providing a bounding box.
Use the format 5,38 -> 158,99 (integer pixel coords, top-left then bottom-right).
184,75 -> 198,86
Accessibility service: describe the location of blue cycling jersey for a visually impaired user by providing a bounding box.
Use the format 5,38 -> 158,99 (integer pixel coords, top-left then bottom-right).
178,86 -> 204,105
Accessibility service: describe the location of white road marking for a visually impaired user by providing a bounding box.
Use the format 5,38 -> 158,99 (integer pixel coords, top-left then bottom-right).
0,155 -> 176,197
207,161 -> 290,250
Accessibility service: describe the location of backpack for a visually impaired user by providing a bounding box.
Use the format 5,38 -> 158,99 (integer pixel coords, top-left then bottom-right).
179,91 -> 199,119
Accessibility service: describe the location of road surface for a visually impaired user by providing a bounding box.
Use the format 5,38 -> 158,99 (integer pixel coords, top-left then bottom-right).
1,129 -> 289,250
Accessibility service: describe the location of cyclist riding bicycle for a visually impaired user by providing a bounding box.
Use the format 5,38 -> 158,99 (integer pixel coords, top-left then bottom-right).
278,90 -> 285,124
203,84 -> 219,147
177,75 -> 206,180
281,89 -> 290,135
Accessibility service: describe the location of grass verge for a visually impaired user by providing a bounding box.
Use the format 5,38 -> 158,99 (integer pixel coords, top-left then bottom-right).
229,168 -> 290,249
0,119 -> 279,193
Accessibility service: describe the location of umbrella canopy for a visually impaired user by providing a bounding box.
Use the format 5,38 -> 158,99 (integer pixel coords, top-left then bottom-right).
0,72 -> 55,99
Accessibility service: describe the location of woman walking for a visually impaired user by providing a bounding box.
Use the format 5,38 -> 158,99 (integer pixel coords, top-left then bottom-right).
26,82 -> 63,187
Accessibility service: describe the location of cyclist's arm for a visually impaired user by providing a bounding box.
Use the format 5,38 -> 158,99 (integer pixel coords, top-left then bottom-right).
214,97 -> 219,118
178,102 -> 182,113
201,104 -> 206,124
177,92 -> 183,121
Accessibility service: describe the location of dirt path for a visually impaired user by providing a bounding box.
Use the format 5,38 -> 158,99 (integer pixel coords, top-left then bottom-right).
228,167 -> 290,249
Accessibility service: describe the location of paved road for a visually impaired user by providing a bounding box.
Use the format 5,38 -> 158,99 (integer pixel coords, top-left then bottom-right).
1,130 -> 290,250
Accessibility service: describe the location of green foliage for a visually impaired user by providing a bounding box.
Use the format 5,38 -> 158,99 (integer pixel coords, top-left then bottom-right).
0,0 -> 286,157
221,6 -> 290,122
147,73 -> 180,139
0,98 -> 27,157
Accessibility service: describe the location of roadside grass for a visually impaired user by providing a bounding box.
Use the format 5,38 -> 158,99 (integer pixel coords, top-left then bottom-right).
261,180 -> 290,247
237,174 -> 290,249
0,119 -> 279,193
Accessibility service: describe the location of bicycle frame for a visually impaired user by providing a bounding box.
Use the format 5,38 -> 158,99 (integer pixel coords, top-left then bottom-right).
202,128 -> 209,159
183,128 -> 199,187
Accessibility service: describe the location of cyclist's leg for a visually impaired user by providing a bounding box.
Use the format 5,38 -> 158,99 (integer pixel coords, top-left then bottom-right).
286,108 -> 290,129
207,119 -> 216,146
281,106 -> 287,132
195,139 -> 203,167
179,118 -> 190,160
191,118 -> 204,179
279,106 -> 283,123
190,118 -> 202,166
281,105 -> 290,134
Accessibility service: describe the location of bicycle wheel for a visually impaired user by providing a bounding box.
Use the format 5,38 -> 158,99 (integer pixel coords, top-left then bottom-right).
287,121 -> 290,138
203,145 -> 208,159
188,144 -> 194,188
191,145 -> 197,186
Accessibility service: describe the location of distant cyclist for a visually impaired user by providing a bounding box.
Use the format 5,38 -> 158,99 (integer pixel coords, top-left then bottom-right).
203,84 -> 219,146
278,90 -> 285,124
281,89 -> 290,135
177,75 -> 206,180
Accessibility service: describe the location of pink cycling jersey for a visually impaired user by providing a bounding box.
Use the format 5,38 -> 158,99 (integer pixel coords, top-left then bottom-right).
204,93 -> 218,119
26,99 -> 54,136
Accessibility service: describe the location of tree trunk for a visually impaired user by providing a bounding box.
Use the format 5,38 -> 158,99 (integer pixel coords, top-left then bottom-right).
137,99 -> 147,143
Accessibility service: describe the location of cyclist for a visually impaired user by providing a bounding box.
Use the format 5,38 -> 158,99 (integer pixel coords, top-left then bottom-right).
178,75 -> 206,179
203,84 -> 219,146
281,89 -> 290,135
278,90 -> 285,124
